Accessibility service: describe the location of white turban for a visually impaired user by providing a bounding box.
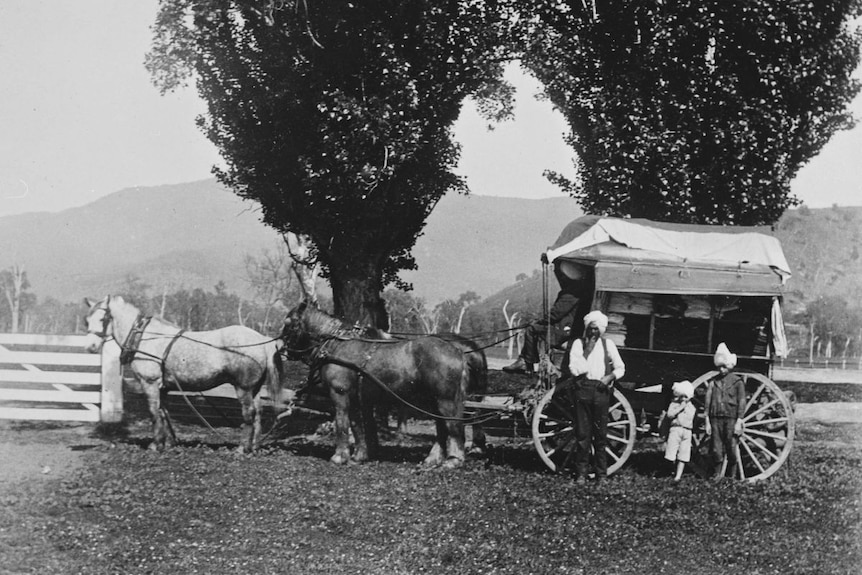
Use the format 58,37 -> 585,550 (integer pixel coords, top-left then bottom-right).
672,380 -> 694,399
583,310 -> 609,334
713,342 -> 738,369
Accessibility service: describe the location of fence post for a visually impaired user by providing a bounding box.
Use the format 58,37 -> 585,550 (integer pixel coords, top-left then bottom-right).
100,340 -> 123,423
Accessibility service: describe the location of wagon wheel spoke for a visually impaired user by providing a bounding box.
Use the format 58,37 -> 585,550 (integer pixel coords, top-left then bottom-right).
743,428 -> 789,444
743,398 -> 782,422
744,379 -> 767,412
605,446 -> 621,463
735,446 -> 746,480
606,432 -> 629,445
741,433 -> 780,462
739,437 -> 768,474
745,416 -> 789,429
535,424 -> 574,440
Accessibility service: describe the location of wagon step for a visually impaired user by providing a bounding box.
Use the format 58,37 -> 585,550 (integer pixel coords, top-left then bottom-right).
464,396 -> 523,413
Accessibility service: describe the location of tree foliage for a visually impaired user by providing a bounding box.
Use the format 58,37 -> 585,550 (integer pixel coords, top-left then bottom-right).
520,0 -> 862,225
794,294 -> 862,357
147,0 -> 515,325
145,0 -> 862,327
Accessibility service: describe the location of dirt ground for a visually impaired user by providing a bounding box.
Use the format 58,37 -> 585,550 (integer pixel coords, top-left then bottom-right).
0,401 -> 860,575
0,422 -> 100,489
0,400 -> 858,494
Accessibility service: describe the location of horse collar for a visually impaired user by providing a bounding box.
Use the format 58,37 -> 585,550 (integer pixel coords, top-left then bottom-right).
119,315 -> 152,365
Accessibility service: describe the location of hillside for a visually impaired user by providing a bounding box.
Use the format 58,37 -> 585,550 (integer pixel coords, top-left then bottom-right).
1,178 -> 859,312
0,179 -> 581,305
0,180 -> 281,303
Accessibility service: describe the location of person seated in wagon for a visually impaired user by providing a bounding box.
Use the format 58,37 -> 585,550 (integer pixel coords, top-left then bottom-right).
567,310 -> 626,483
503,261 -> 593,375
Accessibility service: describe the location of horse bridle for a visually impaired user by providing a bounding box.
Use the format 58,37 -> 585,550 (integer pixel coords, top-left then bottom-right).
87,296 -> 113,340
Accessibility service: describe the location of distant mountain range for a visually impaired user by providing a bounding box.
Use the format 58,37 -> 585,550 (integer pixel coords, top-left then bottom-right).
0,179 -> 583,305
1,178 -> 859,314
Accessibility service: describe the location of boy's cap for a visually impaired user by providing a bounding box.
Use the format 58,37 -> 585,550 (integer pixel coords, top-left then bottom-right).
672,380 -> 694,399
713,342 -> 737,369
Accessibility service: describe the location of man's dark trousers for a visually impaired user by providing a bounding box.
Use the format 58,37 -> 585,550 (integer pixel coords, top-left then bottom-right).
574,379 -> 610,479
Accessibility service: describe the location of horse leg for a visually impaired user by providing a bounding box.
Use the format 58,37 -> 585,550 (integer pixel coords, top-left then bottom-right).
142,382 -> 168,451
355,397 -> 378,463
440,398 -> 466,469
422,405 -> 465,468
235,388 -> 257,454
329,387 -> 353,465
423,421 -> 447,467
160,387 -> 178,449
252,393 -> 264,451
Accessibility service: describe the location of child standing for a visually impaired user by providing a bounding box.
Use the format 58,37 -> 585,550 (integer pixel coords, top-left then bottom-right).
664,380 -> 695,482
704,342 -> 746,480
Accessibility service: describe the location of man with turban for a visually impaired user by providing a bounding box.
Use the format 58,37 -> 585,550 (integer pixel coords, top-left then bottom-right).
704,342 -> 746,480
567,310 -> 626,483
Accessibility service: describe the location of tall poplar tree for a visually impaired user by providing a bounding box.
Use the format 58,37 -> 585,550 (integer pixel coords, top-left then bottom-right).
521,0 -> 862,225
147,0 -> 515,325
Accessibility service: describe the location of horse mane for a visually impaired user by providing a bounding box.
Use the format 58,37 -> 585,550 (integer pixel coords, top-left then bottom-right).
107,295 -> 181,329
301,305 -> 354,337
301,304 -> 389,340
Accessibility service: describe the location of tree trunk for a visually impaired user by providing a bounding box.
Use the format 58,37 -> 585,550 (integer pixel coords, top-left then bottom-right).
2,265 -> 26,334
808,322 -> 815,364
329,260 -> 388,329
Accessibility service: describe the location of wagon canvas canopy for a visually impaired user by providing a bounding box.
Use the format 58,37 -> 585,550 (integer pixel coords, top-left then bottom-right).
546,215 -> 791,297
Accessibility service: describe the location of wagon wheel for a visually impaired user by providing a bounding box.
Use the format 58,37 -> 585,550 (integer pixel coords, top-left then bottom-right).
531,382 -> 636,476
691,370 -> 795,482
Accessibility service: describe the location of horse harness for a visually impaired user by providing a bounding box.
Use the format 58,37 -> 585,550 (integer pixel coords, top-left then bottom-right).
311,334 -> 383,384
119,315 -> 153,365
112,311 -> 187,386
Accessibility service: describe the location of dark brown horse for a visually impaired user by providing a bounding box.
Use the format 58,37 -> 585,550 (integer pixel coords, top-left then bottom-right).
435,333 -> 488,453
281,301 -> 469,468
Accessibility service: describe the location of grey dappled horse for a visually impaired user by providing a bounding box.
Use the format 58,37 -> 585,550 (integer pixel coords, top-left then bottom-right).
84,295 -> 285,452
281,300 -> 469,468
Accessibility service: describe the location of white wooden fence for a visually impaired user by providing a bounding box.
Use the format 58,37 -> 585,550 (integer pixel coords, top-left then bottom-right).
0,334 -> 122,423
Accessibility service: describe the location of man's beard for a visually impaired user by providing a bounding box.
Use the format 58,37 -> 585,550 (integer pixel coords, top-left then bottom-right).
584,331 -> 600,357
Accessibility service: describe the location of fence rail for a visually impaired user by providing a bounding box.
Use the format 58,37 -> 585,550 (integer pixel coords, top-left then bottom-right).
0,334 -> 122,423
778,357 -> 862,371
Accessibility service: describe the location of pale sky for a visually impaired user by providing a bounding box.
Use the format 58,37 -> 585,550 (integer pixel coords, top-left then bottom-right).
0,1 -> 859,219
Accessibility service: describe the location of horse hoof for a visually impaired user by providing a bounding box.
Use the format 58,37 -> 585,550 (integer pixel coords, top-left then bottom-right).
330,454 -> 349,465
442,457 -> 464,470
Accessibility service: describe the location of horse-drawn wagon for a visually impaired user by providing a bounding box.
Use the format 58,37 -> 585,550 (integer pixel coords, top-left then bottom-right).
280,214 -> 795,482
468,215 -> 796,482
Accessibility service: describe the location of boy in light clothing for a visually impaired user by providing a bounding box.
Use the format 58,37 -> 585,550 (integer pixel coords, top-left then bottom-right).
664,380 -> 696,482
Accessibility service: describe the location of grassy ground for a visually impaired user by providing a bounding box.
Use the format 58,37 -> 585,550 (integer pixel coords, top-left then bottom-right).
0,416 -> 860,575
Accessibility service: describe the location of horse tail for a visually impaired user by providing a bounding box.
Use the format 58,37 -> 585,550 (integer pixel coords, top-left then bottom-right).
470,348 -> 488,396
266,340 -> 288,414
